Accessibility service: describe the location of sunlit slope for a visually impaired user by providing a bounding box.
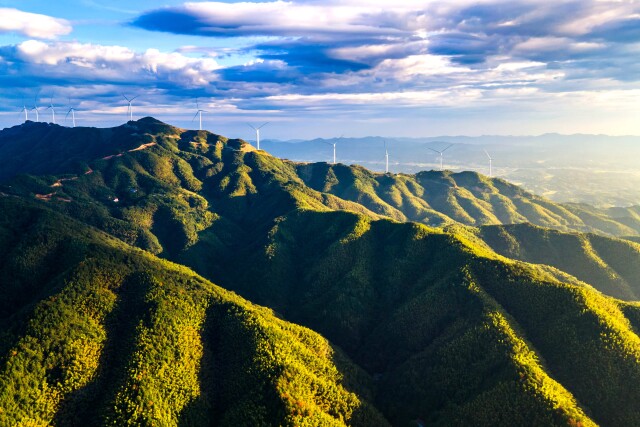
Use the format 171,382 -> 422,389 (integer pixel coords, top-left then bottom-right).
0,198 -> 386,426
479,223 -> 640,301
1,119 -> 637,254
4,119 -> 640,425
200,208 -> 640,426
0,118 -> 380,257
296,163 -> 639,235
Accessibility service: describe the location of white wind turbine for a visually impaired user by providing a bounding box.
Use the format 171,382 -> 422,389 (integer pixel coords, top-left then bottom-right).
483,149 -> 493,177
65,98 -> 77,128
384,140 -> 389,173
45,96 -> 56,124
247,122 -> 269,150
323,135 -> 342,164
122,94 -> 139,122
427,143 -> 454,171
19,99 -> 29,122
31,94 -> 41,122
192,98 -> 207,131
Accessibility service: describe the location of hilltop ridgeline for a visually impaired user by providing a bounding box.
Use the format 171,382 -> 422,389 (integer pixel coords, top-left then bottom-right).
2,118 -> 640,426
1,118 -> 638,238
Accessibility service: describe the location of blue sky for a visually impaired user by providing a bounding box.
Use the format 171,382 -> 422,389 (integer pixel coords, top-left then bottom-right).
0,0 -> 639,139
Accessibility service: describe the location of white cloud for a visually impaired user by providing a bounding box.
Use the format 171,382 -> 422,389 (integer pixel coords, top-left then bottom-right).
264,88 -> 483,107
495,61 -> 546,71
134,1 -> 475,38
375,54 -> 471,79
14,40 -> 221,86
0,8 -> 71,39
514,37 -> 605,53
555,2 -> 636,35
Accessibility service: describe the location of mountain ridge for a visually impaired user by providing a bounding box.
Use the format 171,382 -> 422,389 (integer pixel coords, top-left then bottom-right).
2,118 -> 640,425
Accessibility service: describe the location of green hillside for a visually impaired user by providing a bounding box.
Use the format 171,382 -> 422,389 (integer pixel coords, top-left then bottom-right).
295,163 -> 640,236
0,197 -> 386,426
2,118 -> 640,426
201,208 -> 640,426
479,223 -> 640,301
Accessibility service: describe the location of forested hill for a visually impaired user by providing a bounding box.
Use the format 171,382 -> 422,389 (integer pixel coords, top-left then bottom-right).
1,118 -> 638,238
0,197 -> 386,426
295,162 -> 640,235
3,118 -> 640,426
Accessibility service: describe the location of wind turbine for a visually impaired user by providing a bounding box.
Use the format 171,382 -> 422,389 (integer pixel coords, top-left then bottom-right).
483,149 -> 493,177
19,99 -> 29,122
31,94 -> 41,122
65,98 -> 77,128
192,98 -> 207,131
247,122 -> 269,150
45,96 -> 56,124
427,143 -> 454,171
384,140 -> 389,173
122,94 -> 139,122
323,135 -> 342,164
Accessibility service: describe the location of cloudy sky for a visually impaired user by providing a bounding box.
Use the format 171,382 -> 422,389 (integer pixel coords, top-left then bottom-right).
0,0 -> 639,139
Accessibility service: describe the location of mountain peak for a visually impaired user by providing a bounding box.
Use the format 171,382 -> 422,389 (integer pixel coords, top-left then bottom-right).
134,116 -> 168,125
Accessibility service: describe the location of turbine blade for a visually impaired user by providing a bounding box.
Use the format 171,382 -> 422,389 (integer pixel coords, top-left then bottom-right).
247,123 -> 257,130
191,111 -> 200,122
441,143 -> 454,153
258,122 -> 269,129
426,147 -> 440,154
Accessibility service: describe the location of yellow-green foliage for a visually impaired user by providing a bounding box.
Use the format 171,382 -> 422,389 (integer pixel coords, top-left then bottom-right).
218,207 -> 640,426
481,223 -> 640,301
5,119 -> 640,427
0,199 -> 385,426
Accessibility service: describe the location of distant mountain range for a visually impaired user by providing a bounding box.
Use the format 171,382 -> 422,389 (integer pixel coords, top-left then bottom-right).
2,118 -> 640,426
261,134 -> 640,207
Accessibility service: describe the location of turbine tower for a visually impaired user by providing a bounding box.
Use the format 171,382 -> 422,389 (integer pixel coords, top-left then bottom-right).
122,94 -> 139,122
329,141 -> 337,164
427,143 -> 454,171
31,94 -> 41,122
65,98 -> 77,128
483,149 -> 493,177
323,135 -> 341,164
19,100 -> 29,122
45,96 -> 56,124
192,98 -> 208,131
384,140 -> 389,173
248,122 -> 269,150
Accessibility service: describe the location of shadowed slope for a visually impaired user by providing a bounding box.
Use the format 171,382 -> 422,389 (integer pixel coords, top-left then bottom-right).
480,223 -> 640,301
3,119 -> 640,426
296,163 -> 639,236
0,198 -> 386,426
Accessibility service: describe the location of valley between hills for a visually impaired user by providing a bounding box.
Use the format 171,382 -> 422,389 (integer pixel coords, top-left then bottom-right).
2,118 -> 640,426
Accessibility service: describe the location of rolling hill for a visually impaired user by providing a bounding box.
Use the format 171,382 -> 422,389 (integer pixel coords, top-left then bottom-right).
2,118 -> 640,426
0,197 -> 386,426
295,162 -> 640,235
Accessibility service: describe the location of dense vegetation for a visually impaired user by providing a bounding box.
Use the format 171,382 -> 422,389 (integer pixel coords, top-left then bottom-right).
295,162 -> 640,235
479,223 -> 640,300
2,118 -> 640,426
0,198 -> 385,426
